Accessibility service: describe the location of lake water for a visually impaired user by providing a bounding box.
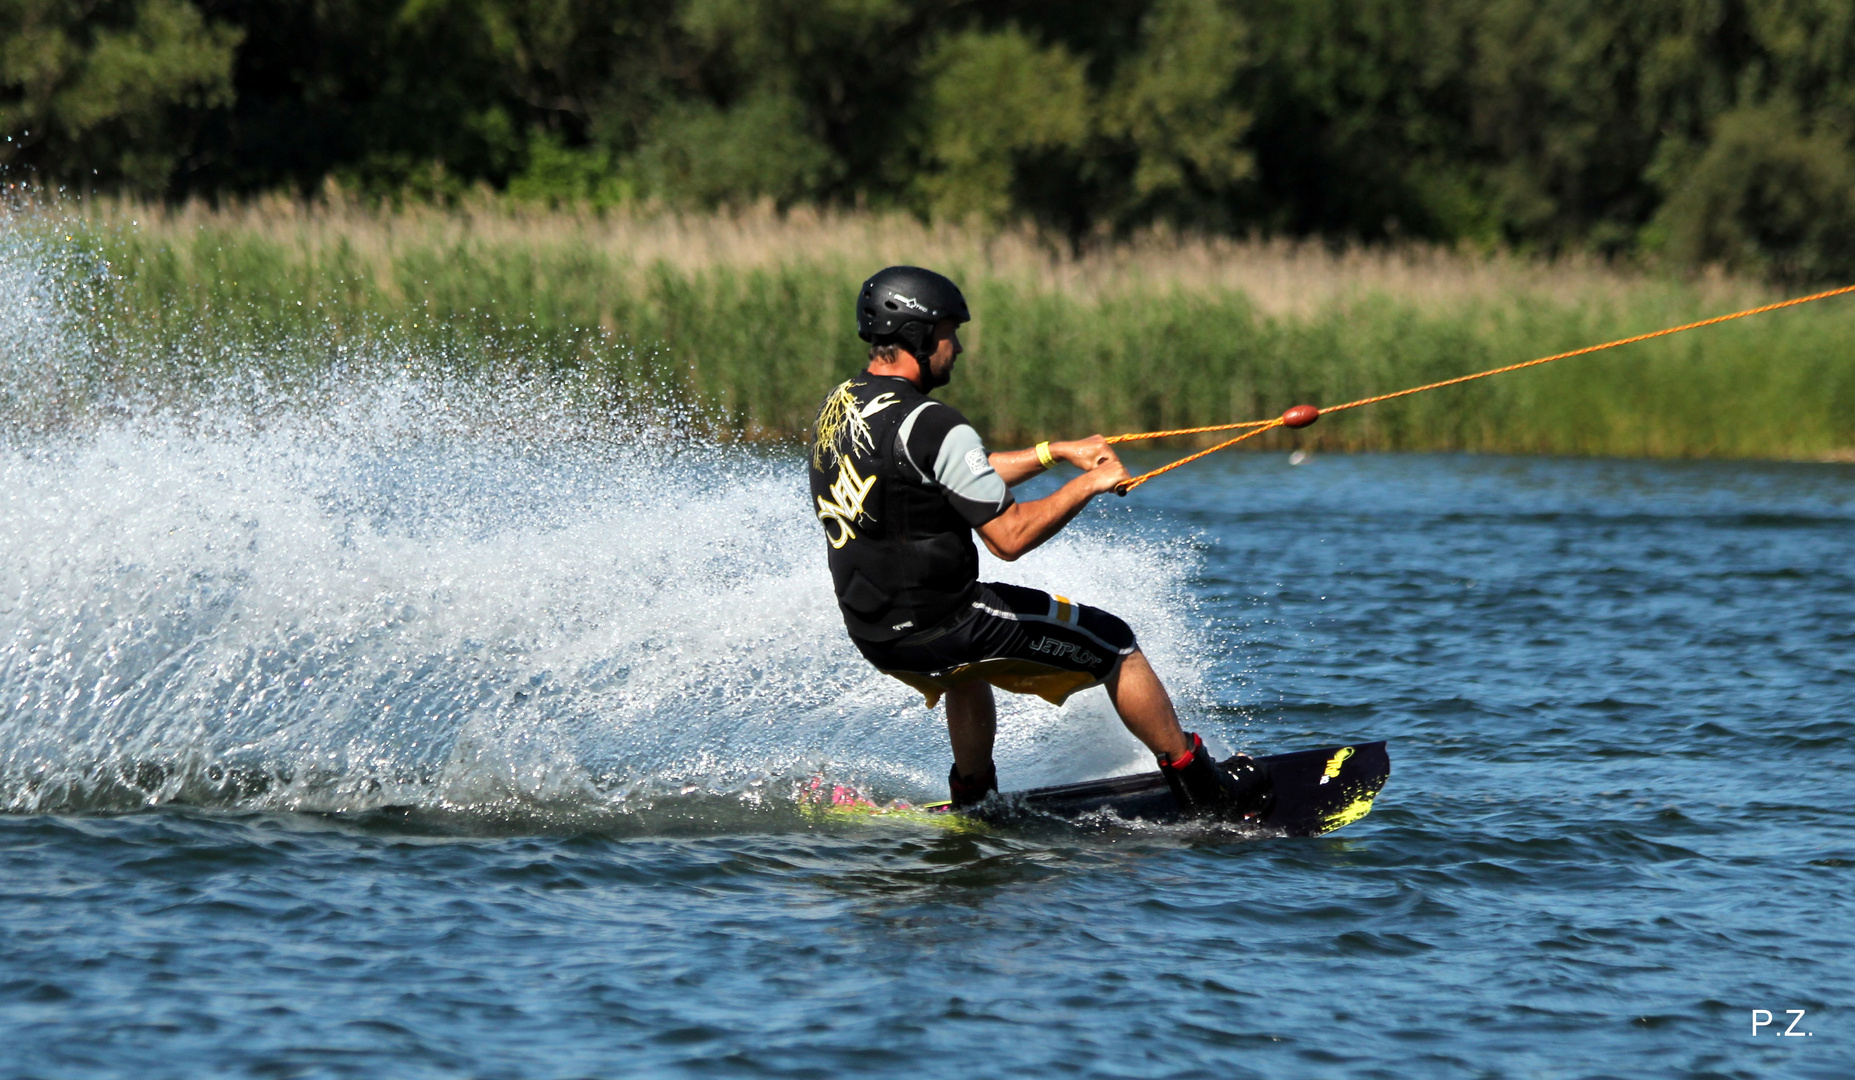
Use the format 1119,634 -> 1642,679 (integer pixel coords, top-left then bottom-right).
1,239 -> 1851,1078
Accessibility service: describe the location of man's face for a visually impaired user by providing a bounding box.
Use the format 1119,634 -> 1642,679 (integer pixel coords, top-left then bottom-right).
925,320 -> 964,385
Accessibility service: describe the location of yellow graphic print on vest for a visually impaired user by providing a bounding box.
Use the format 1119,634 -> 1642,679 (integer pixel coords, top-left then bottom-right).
812,380 -> 878,469
817,457 -> 878,548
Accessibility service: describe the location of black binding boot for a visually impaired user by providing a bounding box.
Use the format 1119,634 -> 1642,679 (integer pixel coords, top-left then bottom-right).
948,762 -> 999,809
1158,732 -> 1273,821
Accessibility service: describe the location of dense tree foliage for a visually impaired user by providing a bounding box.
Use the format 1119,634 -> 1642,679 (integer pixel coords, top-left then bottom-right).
7,0 -> 1855,277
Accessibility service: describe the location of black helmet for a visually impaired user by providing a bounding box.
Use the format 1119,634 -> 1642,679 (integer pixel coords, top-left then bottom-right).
857,266 -> 969,345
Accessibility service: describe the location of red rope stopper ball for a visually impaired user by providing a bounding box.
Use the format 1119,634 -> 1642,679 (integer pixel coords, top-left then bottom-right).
1281,404 -> 1320,428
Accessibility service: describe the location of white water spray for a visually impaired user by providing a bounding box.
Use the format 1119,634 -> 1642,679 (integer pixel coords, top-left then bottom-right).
0,225 -> 1207,825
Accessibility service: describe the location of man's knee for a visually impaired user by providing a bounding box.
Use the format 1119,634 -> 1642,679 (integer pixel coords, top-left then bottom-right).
1105,647 -> 1147,687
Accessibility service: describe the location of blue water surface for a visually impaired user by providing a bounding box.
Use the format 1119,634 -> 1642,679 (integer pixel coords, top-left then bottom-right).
3,452 -> 1851,1079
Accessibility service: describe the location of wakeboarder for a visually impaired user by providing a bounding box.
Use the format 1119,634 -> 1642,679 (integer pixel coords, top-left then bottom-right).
808,266 -> 1270,817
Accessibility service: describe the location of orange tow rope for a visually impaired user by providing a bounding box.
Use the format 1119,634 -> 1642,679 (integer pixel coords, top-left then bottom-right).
1106,282 -> 1855,494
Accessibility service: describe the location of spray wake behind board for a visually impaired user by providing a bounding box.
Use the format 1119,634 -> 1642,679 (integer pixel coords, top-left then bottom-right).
805,741 -> 1390,835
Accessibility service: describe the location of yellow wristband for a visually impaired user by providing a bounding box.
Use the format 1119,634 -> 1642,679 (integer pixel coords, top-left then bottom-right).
1035,441 -> 1057,468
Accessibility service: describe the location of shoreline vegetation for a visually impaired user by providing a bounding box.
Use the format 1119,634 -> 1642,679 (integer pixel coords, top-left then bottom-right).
24,196 -> 1855,461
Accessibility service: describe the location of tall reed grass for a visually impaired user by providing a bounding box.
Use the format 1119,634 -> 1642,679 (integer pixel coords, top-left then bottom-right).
25,197 -> 1855,459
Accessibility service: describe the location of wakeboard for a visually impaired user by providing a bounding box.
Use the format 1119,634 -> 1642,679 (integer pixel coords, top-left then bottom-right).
802,741 -> 1389,836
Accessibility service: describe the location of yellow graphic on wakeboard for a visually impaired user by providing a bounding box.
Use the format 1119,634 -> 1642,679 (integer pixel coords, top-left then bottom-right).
1320,794 -> 1378,833
1319,746 -> 1355,785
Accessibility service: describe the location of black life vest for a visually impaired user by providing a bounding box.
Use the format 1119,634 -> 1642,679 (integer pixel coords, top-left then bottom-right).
808,375 -> 979,641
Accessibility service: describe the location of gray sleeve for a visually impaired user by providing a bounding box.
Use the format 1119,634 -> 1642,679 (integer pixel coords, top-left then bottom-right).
931,422 -> 1014,527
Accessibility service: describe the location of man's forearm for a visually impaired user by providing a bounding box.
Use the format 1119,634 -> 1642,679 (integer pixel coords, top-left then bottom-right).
991,437 -> 1114,487
989,446 -> 1047,486
975,474 -> 1099,561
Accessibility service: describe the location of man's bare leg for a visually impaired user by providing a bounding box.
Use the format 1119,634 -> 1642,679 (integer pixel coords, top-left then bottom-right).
945,680 -> 997,778
1104,649 -> 1190,761
947,650 -> 1185,777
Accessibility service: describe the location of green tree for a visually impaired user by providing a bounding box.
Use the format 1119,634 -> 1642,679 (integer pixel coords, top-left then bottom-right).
1,0 -> 239,191
1236,0 -> 1482,240
1101,0 -> 1254,226
1649,103 -> 1855,280
627,89 -> 834,206
647,0 -> 917,205
917,27 -> 1091,222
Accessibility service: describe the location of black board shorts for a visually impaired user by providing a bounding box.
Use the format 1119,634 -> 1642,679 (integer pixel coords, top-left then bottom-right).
851,582 -> 1138,707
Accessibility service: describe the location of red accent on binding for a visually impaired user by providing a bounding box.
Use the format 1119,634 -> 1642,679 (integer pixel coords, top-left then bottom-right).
1163,733 -> 1204,770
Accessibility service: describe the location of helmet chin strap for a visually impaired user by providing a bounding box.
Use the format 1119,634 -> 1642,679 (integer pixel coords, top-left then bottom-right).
915,350 -> 947,391
898,322 -> 946,390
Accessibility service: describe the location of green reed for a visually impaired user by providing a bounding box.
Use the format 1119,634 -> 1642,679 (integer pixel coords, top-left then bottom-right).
33,204 -> 1855,459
